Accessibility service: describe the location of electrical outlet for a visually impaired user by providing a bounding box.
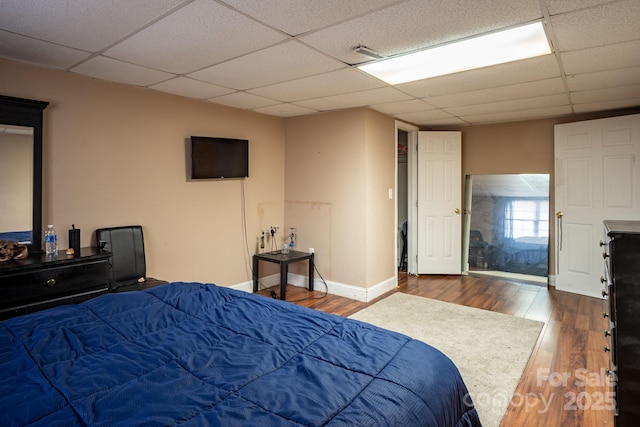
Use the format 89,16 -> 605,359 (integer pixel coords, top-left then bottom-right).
309,247 -> 314,254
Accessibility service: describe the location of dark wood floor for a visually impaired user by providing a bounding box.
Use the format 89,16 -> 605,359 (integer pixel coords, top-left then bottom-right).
257,273 -> 614,427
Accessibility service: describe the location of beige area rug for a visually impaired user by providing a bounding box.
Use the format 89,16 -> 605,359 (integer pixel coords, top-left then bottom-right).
349,293 -> 544,427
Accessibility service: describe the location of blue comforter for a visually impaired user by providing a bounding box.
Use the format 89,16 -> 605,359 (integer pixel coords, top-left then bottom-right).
0,282 -> 481,426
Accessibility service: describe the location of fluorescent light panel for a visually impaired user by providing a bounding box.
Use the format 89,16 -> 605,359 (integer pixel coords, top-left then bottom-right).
358,22 -> 552,84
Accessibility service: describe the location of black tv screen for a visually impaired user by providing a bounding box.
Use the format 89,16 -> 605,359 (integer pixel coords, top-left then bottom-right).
190,136 -> 249,179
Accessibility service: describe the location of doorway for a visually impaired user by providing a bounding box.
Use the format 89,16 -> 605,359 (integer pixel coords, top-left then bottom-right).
396,121 -> 418,274
397,129 -> 408,270
465,174 -> 550,284
396,124 -> 462,275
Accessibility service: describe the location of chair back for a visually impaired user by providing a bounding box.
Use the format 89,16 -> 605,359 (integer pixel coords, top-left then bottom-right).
95,225 -> 147,289
470,229 -> 484,242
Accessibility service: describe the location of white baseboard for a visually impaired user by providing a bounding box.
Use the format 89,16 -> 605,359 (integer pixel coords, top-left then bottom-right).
229,273 -> 285,293
229,281 -> 253,293
556,284 -> 604,299
232,274 -> 398,303
312,275 -> 397,302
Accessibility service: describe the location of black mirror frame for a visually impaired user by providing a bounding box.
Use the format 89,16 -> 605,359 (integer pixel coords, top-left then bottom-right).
0,95 -> 49,254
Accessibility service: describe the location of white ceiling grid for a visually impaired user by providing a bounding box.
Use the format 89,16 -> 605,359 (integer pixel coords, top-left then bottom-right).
0,0 -> 638,125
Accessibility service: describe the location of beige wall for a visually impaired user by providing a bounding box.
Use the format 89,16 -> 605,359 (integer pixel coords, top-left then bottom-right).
460,119 -> 556,176
364,109 -> 396,286
285,109 -> 367,287
4,58 -> 638,290
285,108 -> 396,289
0,59 -> 285,286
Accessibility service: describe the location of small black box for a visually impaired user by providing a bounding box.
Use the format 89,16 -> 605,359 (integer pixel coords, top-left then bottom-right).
69,228 -> 81,254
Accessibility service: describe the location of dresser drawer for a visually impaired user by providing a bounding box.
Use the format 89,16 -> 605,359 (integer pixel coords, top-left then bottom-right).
0,259 -> 109,310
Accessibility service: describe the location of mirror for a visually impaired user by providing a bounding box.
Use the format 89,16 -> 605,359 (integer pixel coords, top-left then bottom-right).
0,95 -> 49,254
466,174 -> 550,282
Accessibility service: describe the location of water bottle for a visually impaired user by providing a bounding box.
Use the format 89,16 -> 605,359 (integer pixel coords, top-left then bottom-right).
289,228 -> 296,251
45,224 -> 58,255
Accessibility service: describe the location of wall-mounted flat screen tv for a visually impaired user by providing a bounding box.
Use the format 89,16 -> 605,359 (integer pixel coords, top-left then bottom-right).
190,136 -> 249,179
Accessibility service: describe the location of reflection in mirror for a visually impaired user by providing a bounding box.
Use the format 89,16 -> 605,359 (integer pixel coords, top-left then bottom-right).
0,125 -> 34,243
467,174 -> 549,283
0,95 -> 48,254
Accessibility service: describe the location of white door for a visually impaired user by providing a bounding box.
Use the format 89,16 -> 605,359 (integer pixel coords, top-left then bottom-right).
417,131 -> 462,274
554,114 -> 640,298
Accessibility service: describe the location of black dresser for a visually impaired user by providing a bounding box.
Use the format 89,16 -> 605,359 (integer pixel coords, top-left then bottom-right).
0,247 -> 110,320
602,220 -> 640,426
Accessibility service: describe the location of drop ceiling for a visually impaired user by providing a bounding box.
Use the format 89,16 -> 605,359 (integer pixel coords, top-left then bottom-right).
1,0 -> 639,126
471,174 -> 550,198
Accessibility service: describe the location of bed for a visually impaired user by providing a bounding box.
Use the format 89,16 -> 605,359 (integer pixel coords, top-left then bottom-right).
0,282 -> 482,426
0,231 -> 32,244
488,236 -> 548,276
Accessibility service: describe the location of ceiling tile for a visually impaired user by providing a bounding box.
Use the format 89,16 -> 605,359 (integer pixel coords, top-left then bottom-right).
253,103 -> 318,117
0,0 -> 638,125
550,0 -> 640,51
71,56 -> 174,86
573,97 -> 640,114
300,0 -> 543,64
570,84 -> 640,104
426,78 -> 566,108
417,117 -> 469,127
370,99 -> 437,115
248,68 -> 385,102
189,40 -> 345,90
445,94 -> 570,116
105,0 -> 288,74
0,0 -> 186,52
545,0 -> 614,15
398,55 -> 561,98
472,174 -> 549,197
294,87 -> 412,111
0,30 -> 90,69
567,66 -> 640,92
221,0 -> 401,35
150,77 -> 235,99
461,105 -> 573,124
208,92 -> 280,110
395,109 -> 457,124
561,39 -> 640,75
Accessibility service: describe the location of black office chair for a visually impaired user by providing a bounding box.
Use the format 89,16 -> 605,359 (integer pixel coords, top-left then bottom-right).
95,225 -> 167,292
468,229 -> 489,268
399,221 -> 408,271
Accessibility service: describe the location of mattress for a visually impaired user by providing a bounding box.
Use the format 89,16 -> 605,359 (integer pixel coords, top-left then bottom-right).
0,282 -> 482,426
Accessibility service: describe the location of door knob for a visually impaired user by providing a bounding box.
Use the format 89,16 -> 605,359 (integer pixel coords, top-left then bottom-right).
454,208 -> 460,214
556,211 -> 563,218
